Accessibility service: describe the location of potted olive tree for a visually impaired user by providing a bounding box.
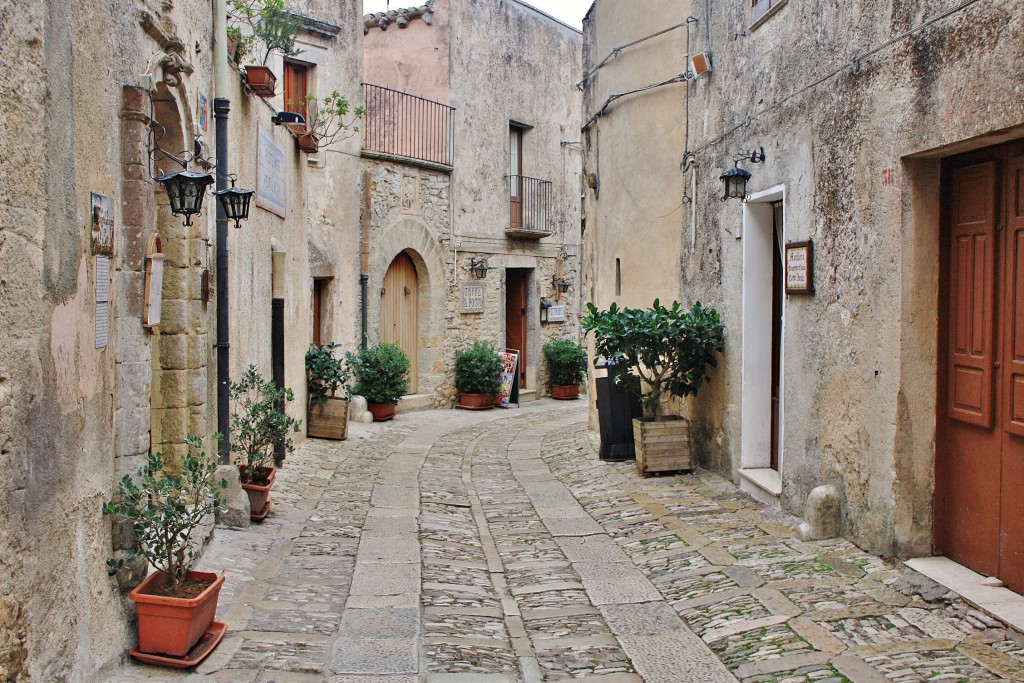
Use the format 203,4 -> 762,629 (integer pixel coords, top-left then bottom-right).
582,300 -> 724,476
454,340 -> 502,409
306,341 -> 350,440
542,338 -> 587,400
347,342 -> 410,421
103,434 -> 228,665
228,0 -> 303,97
230,365 -> 301,520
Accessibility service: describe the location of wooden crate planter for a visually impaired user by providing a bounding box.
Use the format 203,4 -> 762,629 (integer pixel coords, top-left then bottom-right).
307,397 -> 349,440
633,416 -> 691,476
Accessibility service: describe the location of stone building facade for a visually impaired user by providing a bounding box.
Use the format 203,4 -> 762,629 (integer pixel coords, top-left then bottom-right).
0,0 -> 362,678
583,0 -> 1024,590
362,0 -> 583,405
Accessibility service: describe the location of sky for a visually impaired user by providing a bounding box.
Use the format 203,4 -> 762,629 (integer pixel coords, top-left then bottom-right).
361,0 -> 592,29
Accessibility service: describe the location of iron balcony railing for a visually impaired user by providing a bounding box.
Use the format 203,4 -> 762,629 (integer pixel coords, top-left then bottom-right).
362,83 -> 455,168
506,175 -> 552,238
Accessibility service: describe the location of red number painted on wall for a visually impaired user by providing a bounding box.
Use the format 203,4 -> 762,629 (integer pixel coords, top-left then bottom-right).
882,168 -> 896,186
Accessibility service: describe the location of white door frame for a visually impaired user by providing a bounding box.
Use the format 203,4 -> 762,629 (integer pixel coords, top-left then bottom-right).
739,185 -> 786,504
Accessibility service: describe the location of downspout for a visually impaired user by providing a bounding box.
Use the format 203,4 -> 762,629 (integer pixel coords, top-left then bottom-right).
214,0 -> 231,460
360,170 -> 371,349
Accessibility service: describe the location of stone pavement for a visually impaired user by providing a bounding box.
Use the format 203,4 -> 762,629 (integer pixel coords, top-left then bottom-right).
100,400 -> 1024,682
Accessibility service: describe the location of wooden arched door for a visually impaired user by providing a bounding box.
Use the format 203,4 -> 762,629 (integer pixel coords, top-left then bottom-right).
381,251 -> 419,394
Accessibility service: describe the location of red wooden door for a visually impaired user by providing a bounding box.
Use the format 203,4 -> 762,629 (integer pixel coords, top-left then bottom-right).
937,145 -> 1024,592
505,269 -> 528,388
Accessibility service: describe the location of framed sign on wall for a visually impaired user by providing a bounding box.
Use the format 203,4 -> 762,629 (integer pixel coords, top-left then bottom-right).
785,239 -> 814,295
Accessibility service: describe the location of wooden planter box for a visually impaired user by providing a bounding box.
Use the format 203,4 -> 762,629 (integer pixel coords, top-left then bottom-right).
307,397 -> 349,440
633,416 -> 691,477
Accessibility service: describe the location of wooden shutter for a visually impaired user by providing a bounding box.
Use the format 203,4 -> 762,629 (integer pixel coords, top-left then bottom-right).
1006,155 -> 1024,437
283,62 -> 308,122
947,161 -> 997,427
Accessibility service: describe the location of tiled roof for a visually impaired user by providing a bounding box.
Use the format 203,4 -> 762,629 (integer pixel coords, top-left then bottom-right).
364,0 -> 435,33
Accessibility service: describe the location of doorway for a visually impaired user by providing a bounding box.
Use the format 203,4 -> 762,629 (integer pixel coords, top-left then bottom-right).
381,251 -> 419,394
505,269 -> 530,389
936,141 -> 1024,592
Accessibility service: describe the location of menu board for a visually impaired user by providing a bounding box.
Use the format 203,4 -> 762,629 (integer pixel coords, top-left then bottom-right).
496,349 -> 520,407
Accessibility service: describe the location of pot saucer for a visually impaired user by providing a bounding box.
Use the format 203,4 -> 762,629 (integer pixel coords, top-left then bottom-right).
251,500 -> 272,522
129,621 -> 227,668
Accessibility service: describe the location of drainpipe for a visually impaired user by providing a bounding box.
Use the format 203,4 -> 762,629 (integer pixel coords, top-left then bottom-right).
360,170 -> 371,349
271,250 -> 285,465
214,0 -> 231,460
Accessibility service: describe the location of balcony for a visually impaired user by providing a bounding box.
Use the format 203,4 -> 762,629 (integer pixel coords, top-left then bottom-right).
507,175 -> 552,239
362,83 -> 455,169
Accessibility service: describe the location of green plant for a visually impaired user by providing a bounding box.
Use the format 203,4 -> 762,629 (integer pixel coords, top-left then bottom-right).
230,364 -> 301,480
293,91 -> 366,150
347,343 -> 410,404
103,435 -> 227,595
305,342 -> 350,406
225,25 -> 255,64
227,0 -> 303,65
542,338 -> 588,387
582,299 -> 724,420
454,340 -> 502,395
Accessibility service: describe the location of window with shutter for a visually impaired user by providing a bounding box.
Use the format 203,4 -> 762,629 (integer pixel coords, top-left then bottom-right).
751,0 -> 785,25
283,61 -> 310,123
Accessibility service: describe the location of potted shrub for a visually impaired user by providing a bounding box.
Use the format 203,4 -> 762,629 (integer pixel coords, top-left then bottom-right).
543,338 -> 587,400
454,340 -> 502,409
582,299 -> 724,476
290,91 -> 365,153
305,341 -> 350,440
347,342 -> 410,421
230,365 -> 301,520
228,0 -> 303,97
103,434 -> 228,665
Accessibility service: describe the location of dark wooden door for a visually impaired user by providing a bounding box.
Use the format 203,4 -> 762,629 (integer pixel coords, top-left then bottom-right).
381,252 -> 418,394
770,202 -> 784,471
506,269 -> 528,388
937,143 -> 1024,592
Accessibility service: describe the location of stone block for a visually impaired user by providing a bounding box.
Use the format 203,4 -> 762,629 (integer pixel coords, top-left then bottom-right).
215,464 -> 250,529
158,334 -> 188,370
329,638 -> 418,674
116,406 -> 150,458
163,236 -> 189,267
188,369 -> 207,407
349,395 -> 368,419
338,608 -> 420,639
158,406 -> 189,443
116,271 -> 145,320
158,369 -> 188,408
798,484 -> 842,541
187,333 -> 209,370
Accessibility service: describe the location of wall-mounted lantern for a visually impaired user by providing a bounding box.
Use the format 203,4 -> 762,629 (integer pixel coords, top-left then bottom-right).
553,276 -> 570,295
213,175 -> 256,229
540,297 -> 552,323
470,256 -> 491,280
155,169 -> 215,225
719,147 -> 766,201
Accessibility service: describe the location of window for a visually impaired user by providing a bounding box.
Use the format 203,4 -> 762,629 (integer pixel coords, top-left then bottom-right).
751,0 -> 786,25
283,61 -> 310,123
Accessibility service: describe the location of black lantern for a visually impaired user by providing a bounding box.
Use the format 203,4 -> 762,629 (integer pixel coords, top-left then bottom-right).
156,170 -> 215,225
540,298 -> 552,323
214,177 -> 255,229
719,166 -> 752,201
470,257 -> 490,279
553,276 -> 570,294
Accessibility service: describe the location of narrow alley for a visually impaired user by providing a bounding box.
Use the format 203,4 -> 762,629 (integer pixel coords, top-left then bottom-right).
102,401 -> 1024,683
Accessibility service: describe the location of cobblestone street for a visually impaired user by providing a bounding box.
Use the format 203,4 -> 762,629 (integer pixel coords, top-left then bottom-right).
102,400 -> 1024,683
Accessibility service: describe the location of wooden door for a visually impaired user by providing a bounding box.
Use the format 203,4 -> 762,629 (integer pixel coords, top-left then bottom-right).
283,61 -> 308,122
937,144 -> 1024,592
381,252 -> 418,394
510,126 -> 523,228
505,269 -> 528,388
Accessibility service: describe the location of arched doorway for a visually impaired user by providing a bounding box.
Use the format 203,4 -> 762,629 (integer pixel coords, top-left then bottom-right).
381,251 -> 419,394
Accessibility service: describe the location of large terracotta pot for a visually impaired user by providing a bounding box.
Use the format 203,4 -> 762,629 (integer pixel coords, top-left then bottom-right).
457,392 -> 495,410
130,570 -> 225,657
367,402 -> 397,421
243,65 -> 277,97
550,385 -> 580,400
238,464 -> 276,520
307,397 -> 349,440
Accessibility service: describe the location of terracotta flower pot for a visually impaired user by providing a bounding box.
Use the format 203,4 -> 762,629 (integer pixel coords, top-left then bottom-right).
296,133 -> 319,153
367,402 -> 397,421
130,570 -> 225,657
550,385 -> 580,400
244,65 -> 276,97
457,392 -> 495,410
238,464 -> 276,519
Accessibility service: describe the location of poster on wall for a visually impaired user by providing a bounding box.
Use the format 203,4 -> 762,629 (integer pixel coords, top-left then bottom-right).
496,349 -> 520,408
196,92 -> 209,132
90,192 -> 114,256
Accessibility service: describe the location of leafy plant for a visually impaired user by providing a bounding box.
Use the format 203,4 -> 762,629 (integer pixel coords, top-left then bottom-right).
103,435 -> 227,596
582,299 -> 724,420
229,364 -> 301,481
227,0 -> 303,65
292,91 -> 366,150
305,341 -> 350,406
454,340 -> 502,395
543,338 -> 588,387
225,25 -> 255,64
347,343 -> 410,405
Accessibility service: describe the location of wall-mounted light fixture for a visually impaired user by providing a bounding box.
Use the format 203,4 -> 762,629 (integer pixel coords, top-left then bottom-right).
213,174 -> 255,229
553,275 -> 571,295
155,168 -> 215,226
720,147 -> 766,201
470,256 -> 492,279
540,297 -> 552,323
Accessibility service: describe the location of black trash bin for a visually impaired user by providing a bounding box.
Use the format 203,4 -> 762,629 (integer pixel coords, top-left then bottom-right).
595,358 -> 642,461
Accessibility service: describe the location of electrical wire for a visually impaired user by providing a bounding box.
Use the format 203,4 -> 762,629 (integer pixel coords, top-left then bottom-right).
577,22 -> 691,89
582,72 -> 692,131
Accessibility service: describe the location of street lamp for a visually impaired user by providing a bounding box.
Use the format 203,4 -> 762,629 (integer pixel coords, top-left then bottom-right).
719,147 -> 766,201
213,175 -> 255,229
155,169 -> 215,225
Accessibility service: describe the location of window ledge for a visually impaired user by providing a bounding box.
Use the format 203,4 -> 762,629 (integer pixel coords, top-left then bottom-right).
749,0 -> 788,32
